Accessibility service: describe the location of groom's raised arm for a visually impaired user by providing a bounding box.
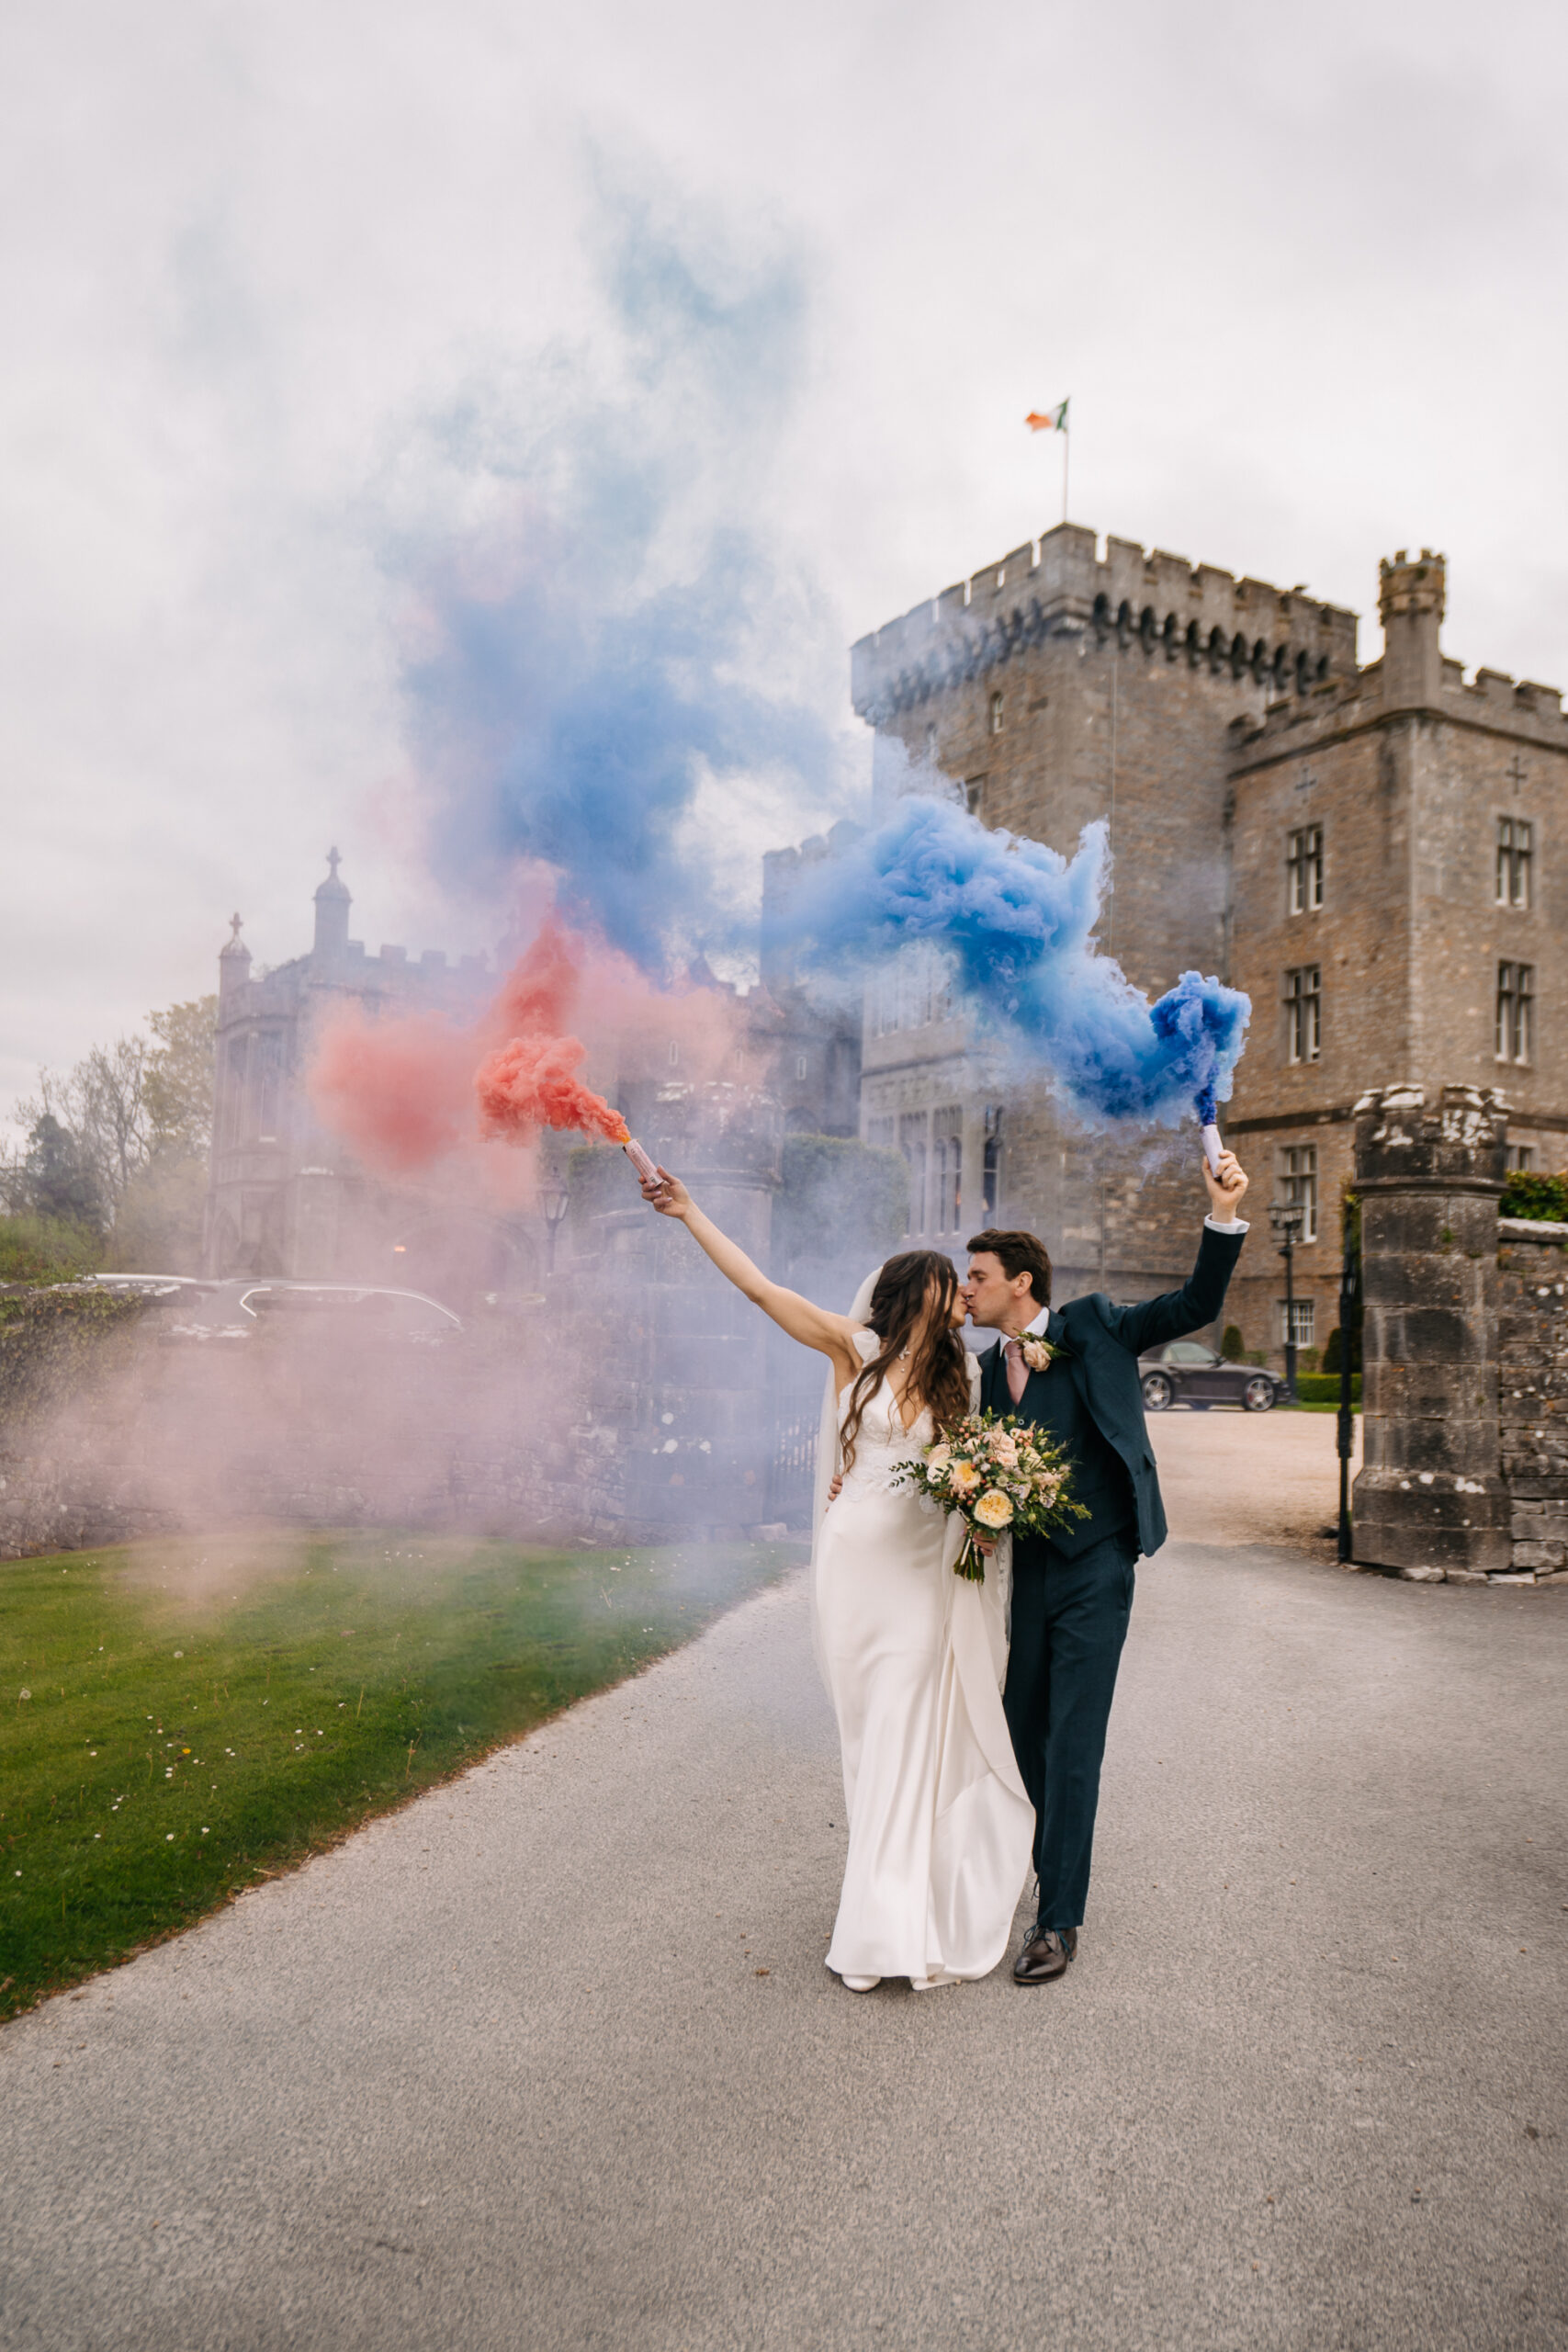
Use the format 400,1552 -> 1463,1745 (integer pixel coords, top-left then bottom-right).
1097,1149 -> 1249,1360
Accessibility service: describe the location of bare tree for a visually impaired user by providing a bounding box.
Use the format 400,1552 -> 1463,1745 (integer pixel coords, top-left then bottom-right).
8,996 -> 216,1234
16,1040 -> 151,1214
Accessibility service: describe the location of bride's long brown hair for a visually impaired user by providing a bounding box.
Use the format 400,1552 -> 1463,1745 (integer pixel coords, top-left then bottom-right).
840,1250 -> 971,1474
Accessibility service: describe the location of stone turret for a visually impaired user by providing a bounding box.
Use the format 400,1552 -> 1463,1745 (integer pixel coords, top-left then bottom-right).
1378,547 -> 1446,711
312,847 -> 351,961
218,912 -> 251,1000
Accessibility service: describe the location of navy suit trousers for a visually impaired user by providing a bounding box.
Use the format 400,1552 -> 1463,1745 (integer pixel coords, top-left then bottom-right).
1003,1531 -> 1134,1929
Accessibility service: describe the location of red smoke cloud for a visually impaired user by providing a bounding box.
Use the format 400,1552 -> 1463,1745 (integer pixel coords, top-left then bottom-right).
310,1011 -> 474,1172
307,912 -> 739,1176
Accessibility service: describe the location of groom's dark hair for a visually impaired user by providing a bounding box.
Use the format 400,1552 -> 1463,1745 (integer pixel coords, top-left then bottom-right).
966,1228 -> 1052,1307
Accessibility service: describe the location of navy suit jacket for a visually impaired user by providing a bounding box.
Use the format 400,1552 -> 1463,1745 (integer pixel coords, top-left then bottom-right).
976,1223 -> 1245,1560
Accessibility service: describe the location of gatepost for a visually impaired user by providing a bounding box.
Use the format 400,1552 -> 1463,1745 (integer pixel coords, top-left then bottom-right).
1350,1084 -> 1511,1577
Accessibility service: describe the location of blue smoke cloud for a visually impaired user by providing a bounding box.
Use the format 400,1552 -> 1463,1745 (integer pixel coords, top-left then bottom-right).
772,797 -> 1250,1130
389,177 -> 1249,1136
392,185 -> 840,970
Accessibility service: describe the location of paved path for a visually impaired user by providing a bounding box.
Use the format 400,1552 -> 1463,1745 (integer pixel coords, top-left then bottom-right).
1150,1401 -> 1360,1555
3,1543 -> 1565,2352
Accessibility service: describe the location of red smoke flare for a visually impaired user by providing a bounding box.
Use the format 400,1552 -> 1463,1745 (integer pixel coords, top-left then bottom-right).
474,1033 -> 626,1145
472,916 -> 628,1147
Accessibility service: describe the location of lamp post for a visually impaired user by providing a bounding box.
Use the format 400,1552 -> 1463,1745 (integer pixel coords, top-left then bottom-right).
1336,1211 -> 1360,1563
1269,1199 -> 1305,1402
540,1179 -> 570,1279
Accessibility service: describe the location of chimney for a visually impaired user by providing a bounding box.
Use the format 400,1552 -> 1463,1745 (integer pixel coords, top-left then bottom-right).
1378,548 -> 1445,710
312,846 -> 351,960
219,912 -> 251,999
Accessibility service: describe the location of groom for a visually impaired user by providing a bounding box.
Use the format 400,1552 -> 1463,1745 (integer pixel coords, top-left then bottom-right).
964,1148 -> 1249,1984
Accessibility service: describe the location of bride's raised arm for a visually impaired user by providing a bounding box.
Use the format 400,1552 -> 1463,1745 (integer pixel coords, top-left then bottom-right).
638,1164 -> 863,1379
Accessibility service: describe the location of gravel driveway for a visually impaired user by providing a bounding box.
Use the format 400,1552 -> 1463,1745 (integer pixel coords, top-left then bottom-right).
2,1469 -> 1564,2352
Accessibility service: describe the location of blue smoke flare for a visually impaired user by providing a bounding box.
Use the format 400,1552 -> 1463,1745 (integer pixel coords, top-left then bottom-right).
773,797 -> 1250,1130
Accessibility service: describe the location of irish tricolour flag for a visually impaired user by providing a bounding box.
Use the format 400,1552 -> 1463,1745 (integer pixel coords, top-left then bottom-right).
1025,399 -> 1069,433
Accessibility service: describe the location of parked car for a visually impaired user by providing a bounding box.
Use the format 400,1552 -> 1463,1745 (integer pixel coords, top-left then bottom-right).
1136,1339 -> 1287,1412
82,1274 -> 463,1343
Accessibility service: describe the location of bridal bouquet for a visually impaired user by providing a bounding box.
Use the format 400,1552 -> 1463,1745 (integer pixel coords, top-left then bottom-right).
893,1410 -> 1089,1582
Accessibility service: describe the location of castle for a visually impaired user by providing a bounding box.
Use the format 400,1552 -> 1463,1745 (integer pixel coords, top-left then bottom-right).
845,526 -> 1568,1364
206,526 -> 1568,1376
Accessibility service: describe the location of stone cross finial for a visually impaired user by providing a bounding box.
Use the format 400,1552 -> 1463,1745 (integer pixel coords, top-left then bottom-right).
229,913 -> 243,942
326,846 -> 340,878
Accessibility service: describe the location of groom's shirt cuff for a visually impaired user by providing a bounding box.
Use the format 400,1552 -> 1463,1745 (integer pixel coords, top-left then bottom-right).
1203,1215 -> 1249,1235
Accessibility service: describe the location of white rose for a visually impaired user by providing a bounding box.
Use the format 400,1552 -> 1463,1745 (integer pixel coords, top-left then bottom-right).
973,1488 -> 1014,1530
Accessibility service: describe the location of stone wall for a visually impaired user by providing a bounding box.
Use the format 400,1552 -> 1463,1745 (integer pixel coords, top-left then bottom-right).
1497,1217 -> 1568,1584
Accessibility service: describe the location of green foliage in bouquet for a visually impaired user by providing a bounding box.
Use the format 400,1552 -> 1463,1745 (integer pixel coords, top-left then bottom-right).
893,1408 -> 1088,1580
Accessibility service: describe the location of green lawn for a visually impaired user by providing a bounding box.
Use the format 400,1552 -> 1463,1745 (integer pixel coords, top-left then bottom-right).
1,1531 -> 795,2019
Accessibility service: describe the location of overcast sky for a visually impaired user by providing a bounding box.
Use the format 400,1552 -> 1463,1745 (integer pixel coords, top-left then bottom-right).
4,0 -> 1566,1124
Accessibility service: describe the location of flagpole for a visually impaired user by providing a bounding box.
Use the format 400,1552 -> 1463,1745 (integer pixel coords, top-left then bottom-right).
1063,423 -> 1069,526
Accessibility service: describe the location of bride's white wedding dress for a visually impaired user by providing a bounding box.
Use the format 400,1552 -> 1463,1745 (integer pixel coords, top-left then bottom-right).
814,1330 -> 1035,1986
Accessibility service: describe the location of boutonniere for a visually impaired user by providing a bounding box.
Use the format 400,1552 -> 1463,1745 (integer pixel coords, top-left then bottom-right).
1021,1336 -> 1054,1372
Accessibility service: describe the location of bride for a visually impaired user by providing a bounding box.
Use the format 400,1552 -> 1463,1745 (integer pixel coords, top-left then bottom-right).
639,1163 -> 1034,1993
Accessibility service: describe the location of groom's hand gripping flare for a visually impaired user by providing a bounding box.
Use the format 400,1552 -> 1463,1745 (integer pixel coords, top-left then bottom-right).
1202,1147 -> 1248,1221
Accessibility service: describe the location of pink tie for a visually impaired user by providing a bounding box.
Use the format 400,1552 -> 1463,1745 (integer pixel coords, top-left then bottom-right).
1005,1339 -> 1029,1405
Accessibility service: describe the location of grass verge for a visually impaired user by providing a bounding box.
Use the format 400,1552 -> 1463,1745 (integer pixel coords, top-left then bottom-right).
1,1530 -> 795,2019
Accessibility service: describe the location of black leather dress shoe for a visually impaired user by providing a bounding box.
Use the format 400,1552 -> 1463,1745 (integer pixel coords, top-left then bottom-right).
1012,1924 -> 1078,1984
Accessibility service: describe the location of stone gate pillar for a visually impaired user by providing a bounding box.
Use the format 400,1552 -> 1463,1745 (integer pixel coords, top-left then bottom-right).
1351,1084 -> 1510,1577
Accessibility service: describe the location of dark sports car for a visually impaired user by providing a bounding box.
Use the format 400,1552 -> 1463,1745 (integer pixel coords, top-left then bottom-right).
1136,1339 -> 1288,1413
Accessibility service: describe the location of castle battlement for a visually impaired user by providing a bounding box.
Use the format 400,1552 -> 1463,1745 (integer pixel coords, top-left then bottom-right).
1227,555 -> 1568,766
851,521 -> 1359,723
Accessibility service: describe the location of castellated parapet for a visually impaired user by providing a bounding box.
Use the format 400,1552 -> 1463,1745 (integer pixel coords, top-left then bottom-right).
1231,546 -> 1568,757
851,520 -> 1359,725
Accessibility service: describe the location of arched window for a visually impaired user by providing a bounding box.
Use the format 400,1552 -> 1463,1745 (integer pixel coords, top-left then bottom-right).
1116,600 -> 1133,647
1296,650 -> 1314,696
1252,639 -> 1269,684
1208,627 -> 1227,674
1230,632 -> 1249,679
1186,619 -> 1202,667
1138,605 -> 1157,652
1092,592 -> 1111,643
989,691 -> 1004,735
